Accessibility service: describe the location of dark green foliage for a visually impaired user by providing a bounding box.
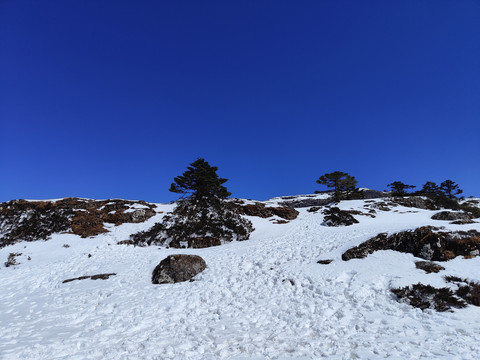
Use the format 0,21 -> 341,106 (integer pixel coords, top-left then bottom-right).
169,158 -> 231,199
129,222 -> 166,246
387,181 -> 415,197
439,180 -> 463,200
417,181 -> 441,199
416,181 -> 468,212
316,171 -> 360,203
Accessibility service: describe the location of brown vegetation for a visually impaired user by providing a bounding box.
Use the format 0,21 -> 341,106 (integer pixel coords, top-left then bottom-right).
0,198 -> 156,247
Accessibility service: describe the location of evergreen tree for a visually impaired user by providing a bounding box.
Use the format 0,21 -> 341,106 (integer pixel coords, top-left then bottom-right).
387,181 -> 415,197
169,158 -> 231,199
439,180 -> 463,200
419,181 -> 441,199
316,171 -> 360,203
161,158 -> 252,248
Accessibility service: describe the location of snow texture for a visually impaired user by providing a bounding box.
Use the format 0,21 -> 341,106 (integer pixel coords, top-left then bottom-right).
1,197 -> 480,359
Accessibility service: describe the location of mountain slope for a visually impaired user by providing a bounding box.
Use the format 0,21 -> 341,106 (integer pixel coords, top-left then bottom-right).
1,195 -> 480,359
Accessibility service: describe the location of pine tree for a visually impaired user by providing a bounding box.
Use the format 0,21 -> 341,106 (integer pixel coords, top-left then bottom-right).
169,158 -> 231,199
316,171 -> 360,203
419,181 -> 440,199
161,158 -> 252,247
387,181 -> 415,197
439,180 -> 463,200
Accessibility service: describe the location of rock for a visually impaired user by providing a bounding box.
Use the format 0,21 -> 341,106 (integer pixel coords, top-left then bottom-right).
271,206 -> 299,220
237,203 -> 299,220
131,209 -> 148,222
415,261 -> 445,273
432,211 -> 474,221
62,273 -> 116,283
117,240 -> 135,245
342,226 -> 480,261
0,198 -> 157,247
317,259 -> 333,265
450,220 -> 476,225
445,276 -> 480,307
322,207 -> 359,227
391,283 -> 466,312
280,197 -> 331,208
169,236 -> 221,249
393,196 -> 439,210
152,255 -> 206,284
239,203 -> 273,218
278,190 -> 389,208
5,253 -> 22,267
307,206 -> 322,213
346,210 -> 376,218
362,190 -> 390,199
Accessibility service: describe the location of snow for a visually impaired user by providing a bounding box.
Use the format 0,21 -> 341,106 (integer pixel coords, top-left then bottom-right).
1,197 -> 480,359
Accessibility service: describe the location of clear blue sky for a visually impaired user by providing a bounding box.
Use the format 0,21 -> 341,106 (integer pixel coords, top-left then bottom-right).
1,0 -> 479,202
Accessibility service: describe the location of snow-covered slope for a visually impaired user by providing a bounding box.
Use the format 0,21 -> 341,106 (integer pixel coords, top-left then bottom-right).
1,196 -> 480,359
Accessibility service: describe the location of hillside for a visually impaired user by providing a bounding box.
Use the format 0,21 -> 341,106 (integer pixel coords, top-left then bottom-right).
1,194 -> 480,359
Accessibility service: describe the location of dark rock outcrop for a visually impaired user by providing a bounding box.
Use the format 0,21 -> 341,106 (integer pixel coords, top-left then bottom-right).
5,252 -> 22,267
129,198 -> 253,248
317,259 -> 333,265
323,207 -> 359,227
391,283 -> 466,312
278,190 -> 389,208
342,226 -> 480,261
0,198 -> 156,247
445,276 -> 480,307
152,254 -> 206,284
279,197 -> 332,209
62,273 -> 116,283
432,211 -> 474,221
392,197 -> 439,210
169,236 -> 221,249
237,203 -> 299,220
415,261 -> 445,274
450,220 -> 476,225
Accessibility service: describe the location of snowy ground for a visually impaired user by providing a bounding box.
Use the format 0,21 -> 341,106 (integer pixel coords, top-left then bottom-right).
1,197 -> 480,359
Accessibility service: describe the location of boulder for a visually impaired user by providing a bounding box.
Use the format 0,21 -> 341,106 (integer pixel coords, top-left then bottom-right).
152,254 -> 206,284
432,211 -> 474,221
271,206 -> 299,220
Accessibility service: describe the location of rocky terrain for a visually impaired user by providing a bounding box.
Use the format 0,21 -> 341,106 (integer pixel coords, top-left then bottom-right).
1,192 -> 480,359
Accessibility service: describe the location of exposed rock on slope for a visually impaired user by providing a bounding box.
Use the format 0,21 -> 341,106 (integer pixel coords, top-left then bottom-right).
323,207 -> 359,227
0,198 -> 156,247
236,202 -> 299,220
392,197 -> 439,210
342,226 -> 480,261
152,254 -> 206,284
129,198 -> 253,248
431,211 -> 474,221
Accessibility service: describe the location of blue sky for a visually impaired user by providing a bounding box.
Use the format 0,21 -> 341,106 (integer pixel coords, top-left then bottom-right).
1,0 -> 479,202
